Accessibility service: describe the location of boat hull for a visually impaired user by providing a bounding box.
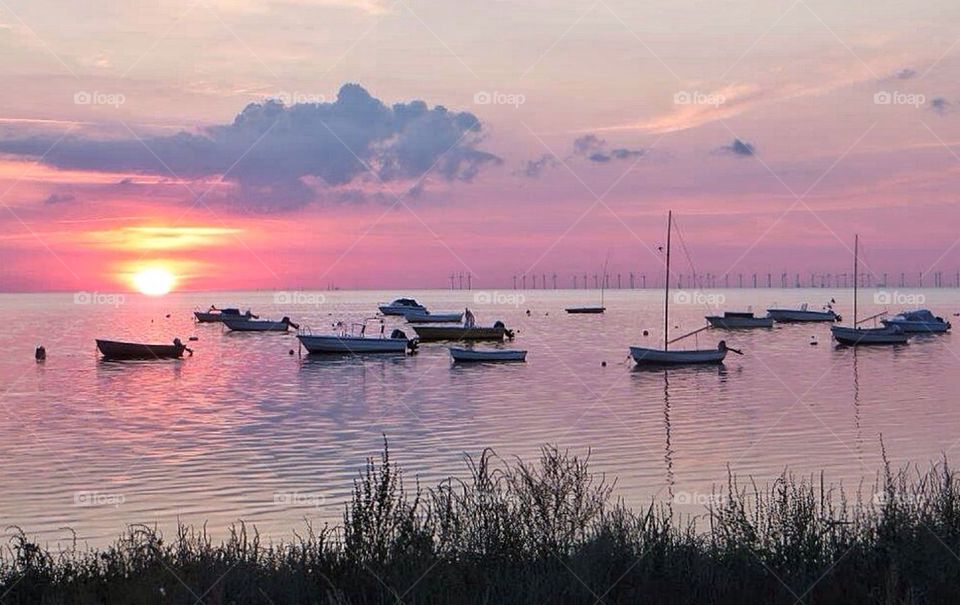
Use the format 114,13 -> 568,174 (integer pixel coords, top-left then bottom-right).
194,311 -> 249,323
767,309 -> 839,322
629,346 -> 727,365
565,307 -> 606,314
706,316 -> 774,329
222,319 -> 289,332
412,325 -> 508,342
449,347 -> 526,362
403,311 -> 464,323
379,304 -> 426,316
96,339 -> 186,360
298,334 -> 410,354
830,326 -> 908,345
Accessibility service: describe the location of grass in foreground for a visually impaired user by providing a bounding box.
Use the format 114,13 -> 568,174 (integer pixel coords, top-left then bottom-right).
3,439 -> 960,603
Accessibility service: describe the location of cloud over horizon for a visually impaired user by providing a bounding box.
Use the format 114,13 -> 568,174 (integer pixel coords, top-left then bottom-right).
0,84 -> 501,211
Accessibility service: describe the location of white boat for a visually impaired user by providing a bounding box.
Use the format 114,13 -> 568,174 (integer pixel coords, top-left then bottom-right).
881,309 -> 951,334
767,305 -> 840,323
629,211 -> 741,366
297,321 -> 417,354
403,309 -> 464,323
223,317 -> 299,332
705,311 -> 774,329
830,235 -> 908,347
378,298 -> 426,316
450,347 -> 527,362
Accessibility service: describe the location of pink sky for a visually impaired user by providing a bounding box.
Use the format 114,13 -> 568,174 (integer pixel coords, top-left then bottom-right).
1,0 -> 959,292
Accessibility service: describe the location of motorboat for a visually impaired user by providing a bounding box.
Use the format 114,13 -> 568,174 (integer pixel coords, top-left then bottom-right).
449,347 -> 527,362
194,306 -> 258,323
297,320 -> 417,354
222,317 -> 299,332
378,298 -> 427,316
96,338 -> 192,360
412,321 -> 514,342
767,304 -> 840,323
705,311 -> 774,329
881,309 -> 951,334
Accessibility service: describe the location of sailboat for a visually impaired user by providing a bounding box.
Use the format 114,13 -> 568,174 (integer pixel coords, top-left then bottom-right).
565,254 -> 608,314
630,212 -> 741,365
830,235 -> 909,346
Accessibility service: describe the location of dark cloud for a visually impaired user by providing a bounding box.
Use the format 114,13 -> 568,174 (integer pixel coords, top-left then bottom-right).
573,134 -> 605,156
930,97 -> 951,116
43,193 -> 76,205
715,138 -> 755,157
518,153 -> 558,178
0,84 -> 501,211
574,133 -> 645,163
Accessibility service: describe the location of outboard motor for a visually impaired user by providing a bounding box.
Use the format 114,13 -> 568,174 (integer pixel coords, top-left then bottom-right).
35,345 -> 46,362
390,329 -> 408,340
493,320 -> 505,329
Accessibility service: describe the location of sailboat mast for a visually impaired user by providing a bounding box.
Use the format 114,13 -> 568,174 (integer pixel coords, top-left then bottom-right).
853,234 -> 859,326
664,211 -> 672,351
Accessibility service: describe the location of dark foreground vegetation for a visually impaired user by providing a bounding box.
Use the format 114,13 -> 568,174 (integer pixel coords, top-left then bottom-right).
4,440 -> 960,604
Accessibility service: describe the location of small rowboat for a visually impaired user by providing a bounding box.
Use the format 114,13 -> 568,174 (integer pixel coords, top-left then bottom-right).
403,310 -> 464,323
412,322 -> 514,342
223,317 -> 299,332
565,306 -> 605,314
450,347 -> 526,362
705,311 -> 774,329
194,307 -> 257,323
630,343 -> 728,366
766,305 -> 840,323
831,326 -> 908,346
97,338 -> 191,360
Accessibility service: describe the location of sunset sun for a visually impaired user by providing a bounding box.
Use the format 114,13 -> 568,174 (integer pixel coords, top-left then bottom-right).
132,267 -> 176,296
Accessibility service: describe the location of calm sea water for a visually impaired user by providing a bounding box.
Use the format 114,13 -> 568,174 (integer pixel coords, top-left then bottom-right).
1,288 -> 958,548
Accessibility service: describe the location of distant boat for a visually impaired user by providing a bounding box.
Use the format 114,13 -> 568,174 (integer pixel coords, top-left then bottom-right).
379,298 -> 427,316
96,338 -> 192,360
705,311 -> 774,329
629,211 -> 742,366
831,235 -> 908,346
767,305 -> 840,323
194,306 -> 258,323
566,254 -> 608,314
882,309 -> 951,334
403,309 -> 464,323
412,321 -> 514,342
450,347 -> 526,362
298,320 -> 417,354
222,317 -> 299,332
